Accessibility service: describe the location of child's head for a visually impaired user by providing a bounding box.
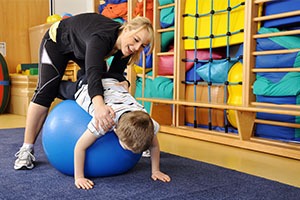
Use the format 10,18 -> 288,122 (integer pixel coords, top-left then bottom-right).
115,110 -> 154,154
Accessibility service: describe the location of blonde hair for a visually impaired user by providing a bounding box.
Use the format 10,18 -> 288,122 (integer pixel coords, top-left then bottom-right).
115,110 -> 154,153
120,16 -> 154,65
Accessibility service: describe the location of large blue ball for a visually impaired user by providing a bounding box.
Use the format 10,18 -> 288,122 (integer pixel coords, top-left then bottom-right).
42,100 -> 141,177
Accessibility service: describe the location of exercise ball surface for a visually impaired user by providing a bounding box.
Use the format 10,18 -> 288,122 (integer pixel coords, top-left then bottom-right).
42,100 -> 141,177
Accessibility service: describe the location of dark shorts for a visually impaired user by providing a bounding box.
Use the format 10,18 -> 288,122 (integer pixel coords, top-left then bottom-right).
31,31 -> 85,107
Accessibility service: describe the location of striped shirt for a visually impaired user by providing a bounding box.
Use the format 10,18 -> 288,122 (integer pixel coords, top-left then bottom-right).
75,78 -> 159,137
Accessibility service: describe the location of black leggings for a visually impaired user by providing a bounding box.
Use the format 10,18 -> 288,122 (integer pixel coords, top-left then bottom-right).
31,31 -> 85,108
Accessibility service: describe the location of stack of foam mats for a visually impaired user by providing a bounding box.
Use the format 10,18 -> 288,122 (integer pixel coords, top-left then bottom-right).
253,27 -> 300,141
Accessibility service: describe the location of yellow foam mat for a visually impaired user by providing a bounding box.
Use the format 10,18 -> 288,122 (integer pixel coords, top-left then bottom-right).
134,64 -> 152,74
227,62 -> 243,128
184,0 -> 244,49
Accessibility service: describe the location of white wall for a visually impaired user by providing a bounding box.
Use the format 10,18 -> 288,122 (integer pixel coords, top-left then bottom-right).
50,0 -> 95,16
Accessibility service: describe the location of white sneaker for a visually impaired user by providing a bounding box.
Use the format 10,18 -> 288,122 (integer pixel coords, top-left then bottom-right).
14,147 -> 36,170
142,150 -> 151,157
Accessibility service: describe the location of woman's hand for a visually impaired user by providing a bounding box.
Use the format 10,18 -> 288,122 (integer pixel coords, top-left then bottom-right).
75,177 -> 94,190
151,171 -> 171,182
94,104 -> 115,131
92,96 -> 115,131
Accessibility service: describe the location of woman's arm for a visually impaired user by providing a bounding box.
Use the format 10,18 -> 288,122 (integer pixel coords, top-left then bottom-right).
85,37 -> 118,131
92,95 -> 115,131
74,129 -> 98,189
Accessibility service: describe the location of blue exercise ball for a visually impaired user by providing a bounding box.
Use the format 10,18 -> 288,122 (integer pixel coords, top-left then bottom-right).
42,100 -> 141,177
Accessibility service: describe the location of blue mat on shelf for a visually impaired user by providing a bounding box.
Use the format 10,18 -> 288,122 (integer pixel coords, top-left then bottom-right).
264,0 -> 300,28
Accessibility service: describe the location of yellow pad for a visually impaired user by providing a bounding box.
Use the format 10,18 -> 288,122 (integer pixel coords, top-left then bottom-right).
134,64 -> 152,74
184,0 -> 244,49
227,62 -> 243,128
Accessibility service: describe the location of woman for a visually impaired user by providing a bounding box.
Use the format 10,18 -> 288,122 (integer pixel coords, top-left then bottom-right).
14,13 -> 154,170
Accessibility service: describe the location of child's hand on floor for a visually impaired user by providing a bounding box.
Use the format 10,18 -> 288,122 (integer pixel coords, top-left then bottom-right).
152,171 -> 171,182
75,177 -> 94,190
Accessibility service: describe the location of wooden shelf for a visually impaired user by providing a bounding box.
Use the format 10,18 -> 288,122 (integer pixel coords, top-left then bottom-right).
127,0 -> 300,160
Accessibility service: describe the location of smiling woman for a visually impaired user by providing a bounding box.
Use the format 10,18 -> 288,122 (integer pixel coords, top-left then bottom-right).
117,28 -> 151,57
117,16 -> 154,63
14,13 -> 155,172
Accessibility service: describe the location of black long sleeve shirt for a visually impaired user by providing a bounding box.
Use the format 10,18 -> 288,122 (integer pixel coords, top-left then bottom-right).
56,13 -> 130,99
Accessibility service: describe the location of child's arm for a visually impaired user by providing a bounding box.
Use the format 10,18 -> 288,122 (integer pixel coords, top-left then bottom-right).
149,135 -> 171,182
74,129 -> 98,189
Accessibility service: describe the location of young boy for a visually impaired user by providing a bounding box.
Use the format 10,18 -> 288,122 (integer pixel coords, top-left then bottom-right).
74,78 -> 171,190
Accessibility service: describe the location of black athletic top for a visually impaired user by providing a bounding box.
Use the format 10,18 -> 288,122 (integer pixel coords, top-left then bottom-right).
56,13 -> 131,99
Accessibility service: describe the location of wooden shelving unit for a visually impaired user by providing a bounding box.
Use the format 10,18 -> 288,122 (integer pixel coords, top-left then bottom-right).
128,0 -> 300,160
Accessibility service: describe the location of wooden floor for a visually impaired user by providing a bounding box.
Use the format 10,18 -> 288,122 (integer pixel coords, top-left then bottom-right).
1,113 -> 300,188
0,114 -> 26,129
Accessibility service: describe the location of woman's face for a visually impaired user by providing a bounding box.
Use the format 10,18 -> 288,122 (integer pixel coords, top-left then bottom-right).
119,28 -> 150,57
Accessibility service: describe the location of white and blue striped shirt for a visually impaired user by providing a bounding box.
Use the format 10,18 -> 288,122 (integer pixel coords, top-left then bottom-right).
75,78 -> 159,137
